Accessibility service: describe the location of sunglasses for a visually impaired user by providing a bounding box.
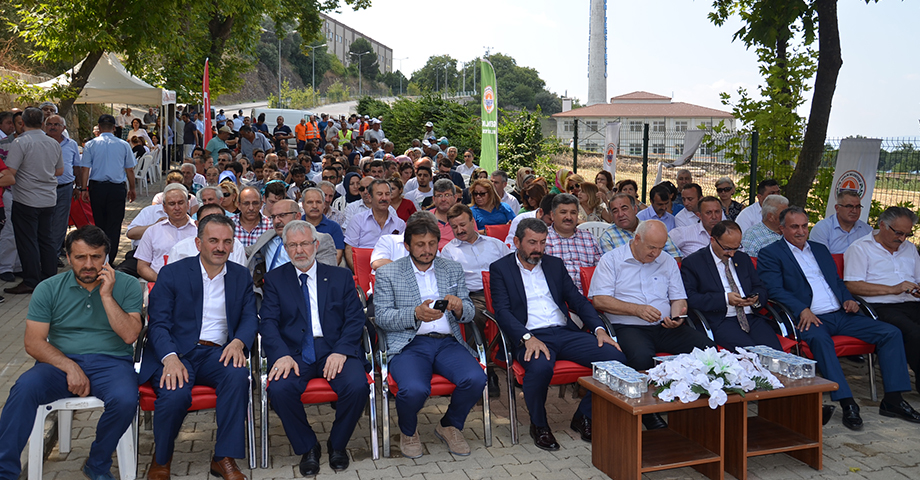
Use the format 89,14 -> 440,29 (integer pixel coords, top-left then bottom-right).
567,184 -> 581,191
472,191 -> 488,197
716,187 -> 733,193
358,186 -> 367,192
322,175 -> 337,181
221,191 -> 232,197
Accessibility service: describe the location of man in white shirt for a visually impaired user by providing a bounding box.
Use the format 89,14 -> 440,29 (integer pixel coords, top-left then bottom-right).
758,206 -> 920,430
344,179 -> 405,270
135,184 -> 197,282
167,203 -> 246,266
670,196 -> 725,256
491,170 -> 520,214
589,219 -> 715,430
675,183 -> 726,228
342,176 -> 374,232
489,218 -> 624,450
506,194 -> 556,250
403,166 -> 433,207
809,189 -> 873,254
441,204 -> 509,397
735,178 -> 780,233
636,183 -> 676,231
844,206 -> 920,386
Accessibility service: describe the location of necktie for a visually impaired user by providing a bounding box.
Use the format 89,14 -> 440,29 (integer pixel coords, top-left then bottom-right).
722,258 -> 750,332
270,238 -> 283,270
300,273 -> 316,364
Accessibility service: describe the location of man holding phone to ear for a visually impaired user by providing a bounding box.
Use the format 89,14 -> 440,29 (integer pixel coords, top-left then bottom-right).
0,225 -> 143,480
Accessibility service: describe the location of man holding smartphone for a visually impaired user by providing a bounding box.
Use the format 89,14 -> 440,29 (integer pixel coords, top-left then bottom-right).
681,220 -> 783,351
589,219 -> 715,430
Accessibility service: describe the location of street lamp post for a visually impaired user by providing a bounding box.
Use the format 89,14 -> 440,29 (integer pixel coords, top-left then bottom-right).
352,50 -> 371,96
395,56 -> 408,95
306,43 -> 327,92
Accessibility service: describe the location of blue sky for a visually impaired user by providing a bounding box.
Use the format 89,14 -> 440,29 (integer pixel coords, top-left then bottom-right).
329,0 -> 919,138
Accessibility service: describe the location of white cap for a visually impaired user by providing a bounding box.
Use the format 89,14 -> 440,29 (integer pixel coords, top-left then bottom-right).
425,121 -> 433,127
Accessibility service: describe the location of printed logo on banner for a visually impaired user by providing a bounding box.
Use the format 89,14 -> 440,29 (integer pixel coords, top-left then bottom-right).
483,86 -> 495,114
835,170 -> 867,198
605,143 -> 616,168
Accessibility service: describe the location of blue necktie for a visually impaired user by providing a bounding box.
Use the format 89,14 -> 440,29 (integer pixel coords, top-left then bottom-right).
300,273 -> 316,364
270,238 -> 283,270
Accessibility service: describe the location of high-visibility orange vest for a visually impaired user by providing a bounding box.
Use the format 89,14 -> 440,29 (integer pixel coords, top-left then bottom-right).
295,123 -> 307,141
305,121 -> 319,140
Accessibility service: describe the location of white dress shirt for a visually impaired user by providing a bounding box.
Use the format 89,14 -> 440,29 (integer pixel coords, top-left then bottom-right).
675,207 -> 726,228
786,240 -> 841,315
506,210 -> 537,250
516,255 -> 567,331
370,234 -> 409,267
440,234 -> 509,292
127,204 -> 167,248
588,243 -> 686,326
414,261 -> 451,335
670,221 -> 711,256
199,260 -> 229,345
735,202 -> 762,233
344,207 -> 406,249
501,191 -> 521,215
844,232 -> 920,304
709,246 -> 752,315
167,236 -> 247,267
135,218 -> 198,273
294,260 -> 324,337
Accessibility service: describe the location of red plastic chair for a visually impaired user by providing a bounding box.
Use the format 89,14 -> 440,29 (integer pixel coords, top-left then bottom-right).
351,247 -> 375,297
481,271 -> 591,445
484,224 -> 511,242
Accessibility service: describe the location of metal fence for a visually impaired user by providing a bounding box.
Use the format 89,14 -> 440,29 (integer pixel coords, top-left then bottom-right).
823,137 -> 920,208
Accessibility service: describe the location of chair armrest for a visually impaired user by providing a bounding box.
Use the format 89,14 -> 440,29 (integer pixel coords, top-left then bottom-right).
362,326 -> 376,374
483,311 -> 514,370
852,295 -> 879,321
688,309 -> 715,341
377,329 -> 390,380
766,300 -> 799,344
465,320 -> 488,367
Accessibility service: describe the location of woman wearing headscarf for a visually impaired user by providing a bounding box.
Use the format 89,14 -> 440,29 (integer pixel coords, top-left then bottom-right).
551,168 -> 573,194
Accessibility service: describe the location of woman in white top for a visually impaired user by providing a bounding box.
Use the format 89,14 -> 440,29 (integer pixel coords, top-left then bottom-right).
126,117 -> 152,146
455,149 -> 479,177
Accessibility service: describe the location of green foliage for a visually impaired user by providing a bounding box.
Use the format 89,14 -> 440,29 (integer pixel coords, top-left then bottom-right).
328,55 -> 346,76
267,80 -> 320,109
379,71 -> 407,95
356,96 -> 391,120
406,82 -> 422,96
348,38 -> 378,81
355,94 -> 480,153
326,80 -> 351,103
496,108 -> 558,180
805,166 -> 835,223
410,55 -> 459,92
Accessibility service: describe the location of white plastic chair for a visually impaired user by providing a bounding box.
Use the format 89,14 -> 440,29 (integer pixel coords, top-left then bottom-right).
577,221 -> 610,243
29,397 -> 136,480
148,148 -> 162,183
134,154 -> 152,197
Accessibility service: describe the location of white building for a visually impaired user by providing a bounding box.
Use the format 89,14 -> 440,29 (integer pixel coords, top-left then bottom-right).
320,13 -> 393,75
551,91 -> 736,154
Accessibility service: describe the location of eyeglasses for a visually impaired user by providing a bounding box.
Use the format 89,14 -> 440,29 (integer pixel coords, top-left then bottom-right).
716,187 -> 733,193
269,211 -> 299,221
434,193 -> 454,199
284,240 -> 316,250
837,203 -> 863,210
714,237 -> 741,252
885,223 -> 913,239
472,191 -> 488,197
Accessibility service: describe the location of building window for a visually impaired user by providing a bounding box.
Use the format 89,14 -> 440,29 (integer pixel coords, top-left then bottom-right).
652,143 -> 665,154
585,121 -> 598,132
673,143 -> 684,155
699,145 -> 711,156
675,121 -> 688,132
629,121 -> 643,132
628,143 -> 642,155
583,141 -> 599,152
652,121 -> 665,132
563,121 -> 573,132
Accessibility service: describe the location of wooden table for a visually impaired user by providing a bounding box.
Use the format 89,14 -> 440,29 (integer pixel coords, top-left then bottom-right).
578,375 -> 838,480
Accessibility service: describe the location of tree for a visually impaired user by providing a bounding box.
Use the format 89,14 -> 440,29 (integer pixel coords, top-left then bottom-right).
709,0 -> 879,207
357,94 -> 480,152
410,55 -> 459,92
348,37 -> 378,82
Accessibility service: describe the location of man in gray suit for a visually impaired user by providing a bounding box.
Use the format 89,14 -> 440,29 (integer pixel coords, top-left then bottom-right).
374,212 -> 486,459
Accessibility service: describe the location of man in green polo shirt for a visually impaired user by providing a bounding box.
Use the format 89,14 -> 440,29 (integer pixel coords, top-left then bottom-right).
0,225 -> 143,480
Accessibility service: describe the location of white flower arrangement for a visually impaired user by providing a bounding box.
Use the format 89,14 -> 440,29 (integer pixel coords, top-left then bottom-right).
648,347 -> 784,409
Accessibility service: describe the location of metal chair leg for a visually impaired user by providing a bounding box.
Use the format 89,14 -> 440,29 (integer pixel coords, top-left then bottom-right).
868,353 -> 878,402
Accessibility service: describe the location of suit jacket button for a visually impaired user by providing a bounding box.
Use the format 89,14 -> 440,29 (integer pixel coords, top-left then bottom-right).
301,329 -> 305,332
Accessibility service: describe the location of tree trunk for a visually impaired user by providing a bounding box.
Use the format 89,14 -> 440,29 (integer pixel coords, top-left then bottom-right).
58,50 -> 105,120
785,0 -> 841,207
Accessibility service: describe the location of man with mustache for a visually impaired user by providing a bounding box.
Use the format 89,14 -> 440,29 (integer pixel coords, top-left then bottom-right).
344,179 -> 405,269
844,206 -> 920,388
250,199 -> 336,275
135,184 -> 196,283
140,214 -> 258,480
759,206 -> 920,430
544,194 -> 601,295
259,220 -> 368,475
0,225 -> 143,480
490,218 -> 625,451
374,212 -> 483,459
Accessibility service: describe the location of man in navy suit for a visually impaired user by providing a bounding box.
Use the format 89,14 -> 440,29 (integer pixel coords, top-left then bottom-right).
682,220 -> 782,351
140,214 -> 258,480
489,218 -> 625,451
759,206 -> 920,430
260,220 -> 369,475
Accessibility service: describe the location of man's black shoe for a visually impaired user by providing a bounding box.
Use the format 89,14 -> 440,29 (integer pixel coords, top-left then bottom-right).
841,404 -> 863,430
845,355 -> 865,363
642,413 -> 668,430
487,370 -> 501,398
328,443 -> 349,472
298,443 -> 321,476
570,413 -> 591,442
879,400 -> 920,423
0,272 -> 14,282
822,405 -> 836,425
530,424 -> 559,451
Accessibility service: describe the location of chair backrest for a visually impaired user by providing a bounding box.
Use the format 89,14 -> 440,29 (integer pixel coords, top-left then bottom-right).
831,253 -> 844,278
352,247 -> 374,295
485,224 -> 511,242
577,221 -> 609,242
579,266 -> 596,296
134,153 -> 150,176
481,271 -> 493,313
750,257 -> 757,269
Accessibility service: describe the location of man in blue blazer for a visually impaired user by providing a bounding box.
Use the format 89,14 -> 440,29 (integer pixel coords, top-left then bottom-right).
260,220 -> 369,475
759,206 -> 920,430
374,212 -> 485,459
140,214 -> 258,480
682,221 -> 782,351
490,218 -> 625,451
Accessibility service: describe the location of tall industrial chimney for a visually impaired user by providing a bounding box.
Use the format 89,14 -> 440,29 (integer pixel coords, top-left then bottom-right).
587,0 -> 607,106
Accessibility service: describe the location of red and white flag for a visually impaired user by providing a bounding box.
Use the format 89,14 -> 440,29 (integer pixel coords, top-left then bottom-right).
203,58 -> 212,146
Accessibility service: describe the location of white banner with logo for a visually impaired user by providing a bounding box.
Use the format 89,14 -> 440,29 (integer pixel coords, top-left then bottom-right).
604,121 -> 621,179
825,138 -> 882,223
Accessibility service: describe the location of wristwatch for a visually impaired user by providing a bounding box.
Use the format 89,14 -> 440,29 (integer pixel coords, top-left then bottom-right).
521,332 -> 533,344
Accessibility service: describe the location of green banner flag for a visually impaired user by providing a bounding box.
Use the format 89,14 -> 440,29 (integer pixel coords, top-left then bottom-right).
479,58 -> 498,173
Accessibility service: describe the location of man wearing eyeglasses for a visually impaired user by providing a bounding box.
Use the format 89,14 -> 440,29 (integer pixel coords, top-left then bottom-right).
809,190 -> 872,254
255,199 -> 336,273
844,206 -> 920,392
682,220 -> 782,351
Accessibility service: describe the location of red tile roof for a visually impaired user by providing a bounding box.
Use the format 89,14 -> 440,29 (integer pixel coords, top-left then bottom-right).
611,91 -> 671,102
552,101 -> 734,119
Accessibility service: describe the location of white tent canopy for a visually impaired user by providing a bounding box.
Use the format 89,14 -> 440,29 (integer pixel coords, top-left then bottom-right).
37,52 -> 175,105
